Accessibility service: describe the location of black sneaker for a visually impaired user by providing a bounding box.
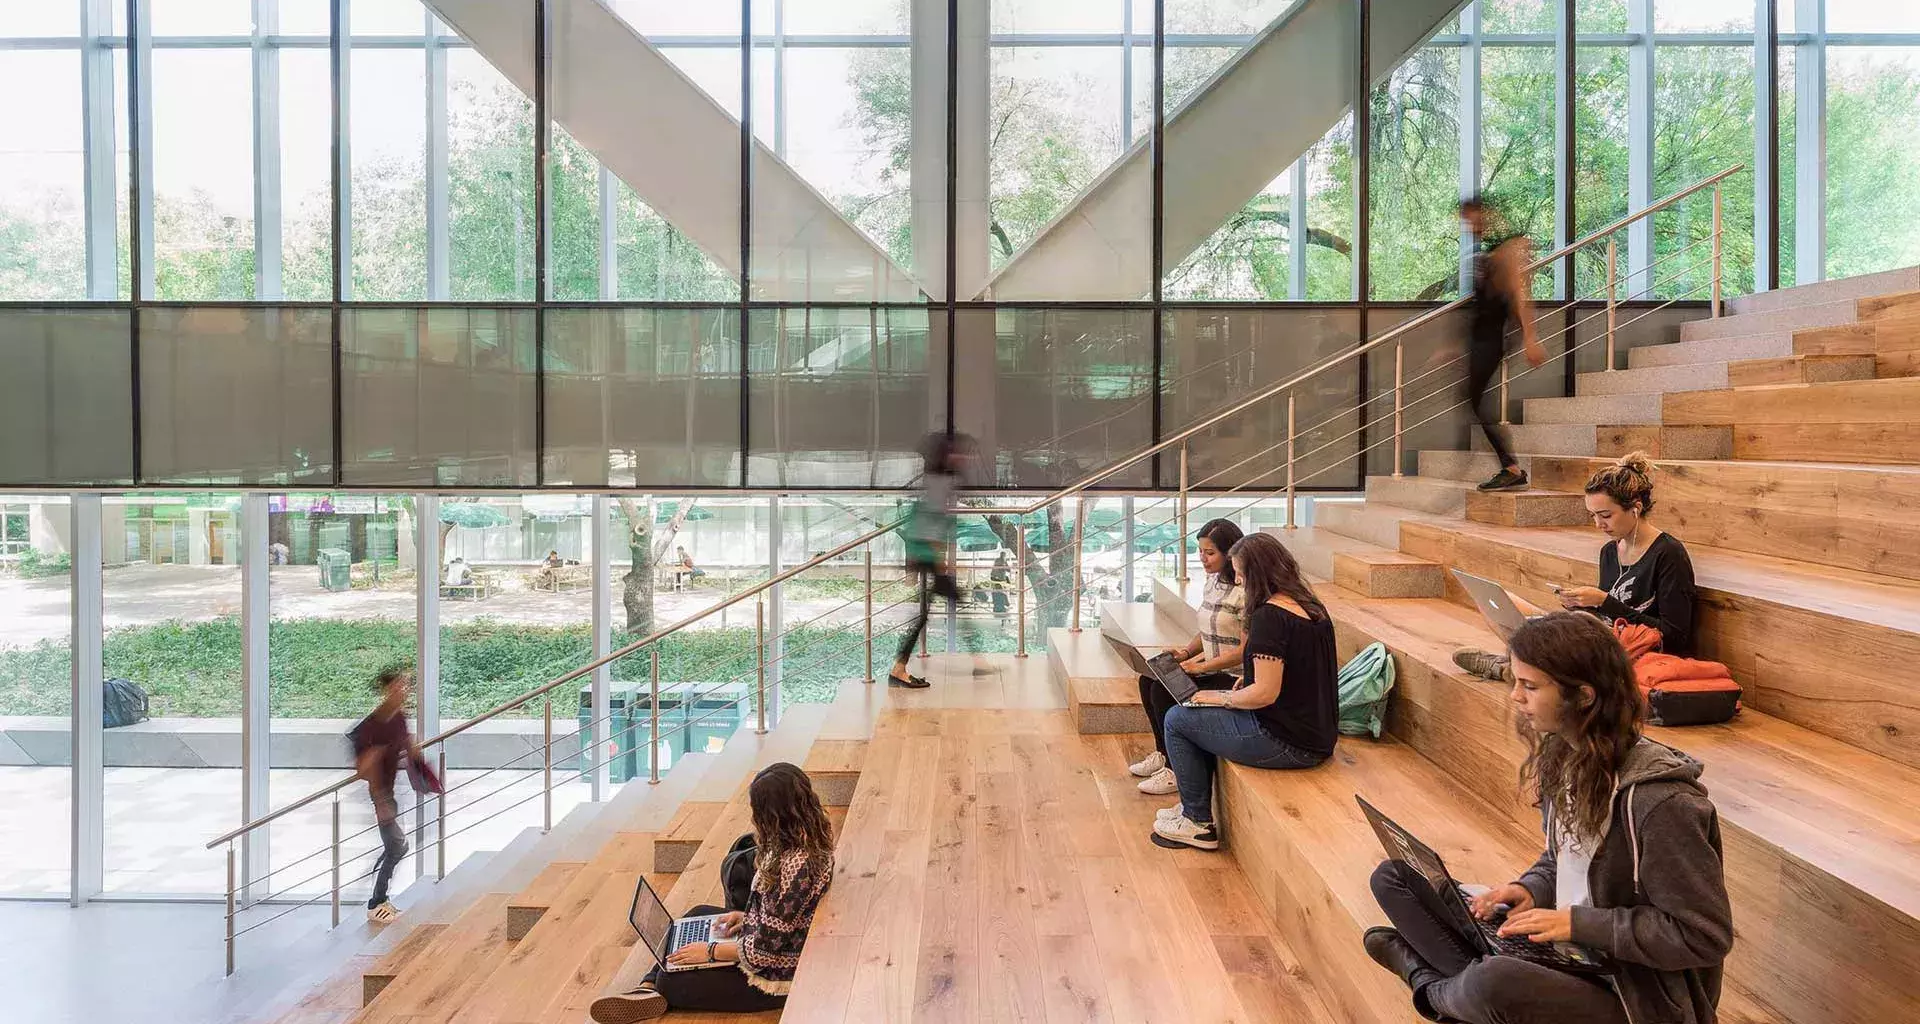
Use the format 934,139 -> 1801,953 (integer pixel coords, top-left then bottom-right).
888,673 -> 931,689
1477,468 -> 1529,491
1363,927 -> 1446,1015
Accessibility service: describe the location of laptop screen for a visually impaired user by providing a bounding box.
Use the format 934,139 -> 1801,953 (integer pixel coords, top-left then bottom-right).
628,876 -> 676,959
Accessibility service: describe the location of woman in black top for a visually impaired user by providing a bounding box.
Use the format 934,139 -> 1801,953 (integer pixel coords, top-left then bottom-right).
1151,533 -> 1338,852
1560,453 -> 1696,655
1453,452 -> 1698,680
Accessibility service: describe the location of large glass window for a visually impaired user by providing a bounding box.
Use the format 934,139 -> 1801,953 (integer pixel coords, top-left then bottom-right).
1824,47 -> 1920,280
102,493 -> 243,895
0,49 -> 88,299
148,43 -> 255,299
0,497 -> 73,896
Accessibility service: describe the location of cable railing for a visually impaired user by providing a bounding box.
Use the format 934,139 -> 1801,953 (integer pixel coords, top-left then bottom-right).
206,164 -> 1738,974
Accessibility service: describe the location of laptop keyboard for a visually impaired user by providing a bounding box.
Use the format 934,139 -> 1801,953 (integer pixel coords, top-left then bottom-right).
1454,886 -> 1595,968
677,917 -> 712,947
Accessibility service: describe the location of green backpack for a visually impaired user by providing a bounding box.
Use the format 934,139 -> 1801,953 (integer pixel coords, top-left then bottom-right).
1337,641 -> 1397,738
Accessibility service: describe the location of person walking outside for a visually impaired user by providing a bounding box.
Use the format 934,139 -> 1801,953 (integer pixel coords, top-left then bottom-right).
1461,196 -> 1545,491
350,665 -> 427,924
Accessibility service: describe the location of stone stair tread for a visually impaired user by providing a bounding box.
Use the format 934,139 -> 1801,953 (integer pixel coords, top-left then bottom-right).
1574,361 -> 1728,397
1098,598 -> 1196,650
1521,391 -> 1666,425
1316,584 -> 1920,923
1729,265 -> 1920,316
1678,297 -> 1861,342
1629,332 -> 1797,369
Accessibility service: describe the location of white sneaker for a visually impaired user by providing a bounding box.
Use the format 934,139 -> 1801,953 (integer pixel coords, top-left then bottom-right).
367,901 -> 400,925
1151,814 -> 1220,851
1156,804 -> 1184,821
1136,766 -> 1178,795
1128,750 -> 1167,778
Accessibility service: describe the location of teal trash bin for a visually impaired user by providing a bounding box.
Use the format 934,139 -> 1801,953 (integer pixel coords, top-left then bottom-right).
316,548 -> 352,592
578,683 -> 642,783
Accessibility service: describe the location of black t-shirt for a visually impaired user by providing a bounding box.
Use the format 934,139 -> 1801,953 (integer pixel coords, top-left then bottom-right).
1596,531 -> 1697,657
350,710 -> 410,794
1239,601 -> 1340,759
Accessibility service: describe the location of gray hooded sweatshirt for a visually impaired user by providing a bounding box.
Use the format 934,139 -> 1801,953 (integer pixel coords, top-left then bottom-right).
1515,738 -> 1734,1024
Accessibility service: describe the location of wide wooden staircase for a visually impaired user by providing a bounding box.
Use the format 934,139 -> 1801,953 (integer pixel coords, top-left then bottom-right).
1047,268 -> 1920,1024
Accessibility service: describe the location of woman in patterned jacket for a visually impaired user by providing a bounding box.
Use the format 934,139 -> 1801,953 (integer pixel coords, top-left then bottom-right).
591,762 -> 835,1022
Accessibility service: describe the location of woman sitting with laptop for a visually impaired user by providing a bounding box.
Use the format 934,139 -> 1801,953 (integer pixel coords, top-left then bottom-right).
1151,532 -> 1338,851
1455,451 -> 1698,681
591,763 -> 834,1022
1128,518 -> 1247,797
1365,612 -> 1733,1024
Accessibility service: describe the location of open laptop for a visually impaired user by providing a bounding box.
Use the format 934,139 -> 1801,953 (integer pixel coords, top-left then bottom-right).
1356,795 -> 1610,975
1104,634 -> 1206,706
1452,569 -> 1536,644
627,875 -> 730,972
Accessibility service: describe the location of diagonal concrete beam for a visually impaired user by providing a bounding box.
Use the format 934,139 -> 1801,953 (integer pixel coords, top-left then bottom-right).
981,0 -> 1464,301
427,0 -> 925,302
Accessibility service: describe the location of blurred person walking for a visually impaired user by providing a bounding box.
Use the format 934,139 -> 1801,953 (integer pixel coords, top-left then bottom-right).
888,434 -> 983,688
1460,196 -> 1546,491
350,665 -> 435,923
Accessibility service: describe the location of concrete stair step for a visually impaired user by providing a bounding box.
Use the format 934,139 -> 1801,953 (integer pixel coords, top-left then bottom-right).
1312,500 -> 1424,550
1462,487 -> 1591,527
1260,524 -> 1444,598
1574,361 -> 1728,397
1728,265 -> 1920,316
1414,449 -> 1532,483
1470,423 -> 1734,459
1726,352 -> 1877,387
1678,297 -> 1861,342
1629,332 -> 1796,369
1098,597 -> 1198,651
1363,473 -> 1474,515
1471,422 -> 1600,456
1521,391 -> 1665,425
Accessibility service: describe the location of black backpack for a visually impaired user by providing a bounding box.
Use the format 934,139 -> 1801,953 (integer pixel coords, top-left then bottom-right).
721,832 -> 757,911
104,678 -> 150,728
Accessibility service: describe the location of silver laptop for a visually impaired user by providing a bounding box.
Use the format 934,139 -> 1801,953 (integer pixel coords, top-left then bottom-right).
1104,634 -> 1208,706
627,875 -> 730,972
1452,569 -> 1531,643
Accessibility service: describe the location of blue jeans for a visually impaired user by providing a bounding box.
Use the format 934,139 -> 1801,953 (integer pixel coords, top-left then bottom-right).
1162,705 -> 1326,824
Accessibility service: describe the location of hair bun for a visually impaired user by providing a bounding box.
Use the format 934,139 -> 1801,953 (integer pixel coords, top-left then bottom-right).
1615,450 -> 1655,477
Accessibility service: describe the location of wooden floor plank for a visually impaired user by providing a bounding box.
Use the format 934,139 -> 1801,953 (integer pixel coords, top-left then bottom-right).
911,735 -> 983,1024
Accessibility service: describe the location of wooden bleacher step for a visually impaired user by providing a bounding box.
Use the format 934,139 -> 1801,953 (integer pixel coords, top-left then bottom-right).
504,861 -> 585,942
1461,487 -> 1589,527
1315,583 -> 1920,1024
352,891 -> 514,1023
1048,625 -> 1147,735
1528,454 -> 1920,582
358,922 -> 448,1006
1393,515 -> 1920,770
1663,375 -> 1920,464
1726,352 -> 1877,386
799,738 -> 866,807
1264,524 -> 1447,599
1795,311 -> 1920,377
654,801 -> 726,873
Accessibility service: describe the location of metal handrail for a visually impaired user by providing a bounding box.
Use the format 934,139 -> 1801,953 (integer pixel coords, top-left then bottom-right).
210,163 -> 1739,860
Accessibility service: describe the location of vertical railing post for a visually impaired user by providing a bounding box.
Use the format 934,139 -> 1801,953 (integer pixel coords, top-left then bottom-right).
1176,444 -> 1190,584
1070,500 -> 1086,632
862,548 -> 873,683
1711,185 -> 1723,317
1498,359 -> 1511,424
225,845 -> 236,976
1392,341 -> 1405,477
330,794 -> 341,928
541,696 -> 552,833
1015,529 -> 1028,657
649,647 -> 661,784
435,747 -> 447,879
755,599 -> 768,734
1285,394 -> 1298,529
1606,236 -> 1619,370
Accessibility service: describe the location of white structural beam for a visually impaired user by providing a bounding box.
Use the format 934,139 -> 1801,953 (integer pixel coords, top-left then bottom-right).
1752,0 -> 1775,293
334,0 -> 353,300
911,0 -> 989,300
413,493 -> 440,879
590,495 -> 610,799
79,0 -> 119,299
70,495 -> 103,905
1627,0 -> 1654,296
240,494 -> 270,902
1794,0 -> 1825,284
1289,158 -> 1308,299
253,0 -> 283,299
131,0 -> 155,299
427,0 -> 922,302
1553,0 -> 1571,299
981,0 -> 1463,301
425,10 -> 451,300
1458,2 -> 1482,293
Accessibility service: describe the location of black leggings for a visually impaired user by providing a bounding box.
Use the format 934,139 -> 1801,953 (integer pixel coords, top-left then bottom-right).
641,905 -> 787,1013
896,569 -> 963,663
1138,671 -> 1236,755
1370,860 -> 1625,1024
1466,333 -> 1516,469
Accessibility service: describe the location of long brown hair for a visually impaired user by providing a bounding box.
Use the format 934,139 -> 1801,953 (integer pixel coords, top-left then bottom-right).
1507,613 -> 1646,843
1584,450 -> 1657,516
749,762 -> 834,884
1228,533 -> 1326,622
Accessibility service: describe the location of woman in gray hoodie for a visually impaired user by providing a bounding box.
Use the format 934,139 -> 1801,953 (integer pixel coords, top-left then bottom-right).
1363,612 -> 1734,1024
